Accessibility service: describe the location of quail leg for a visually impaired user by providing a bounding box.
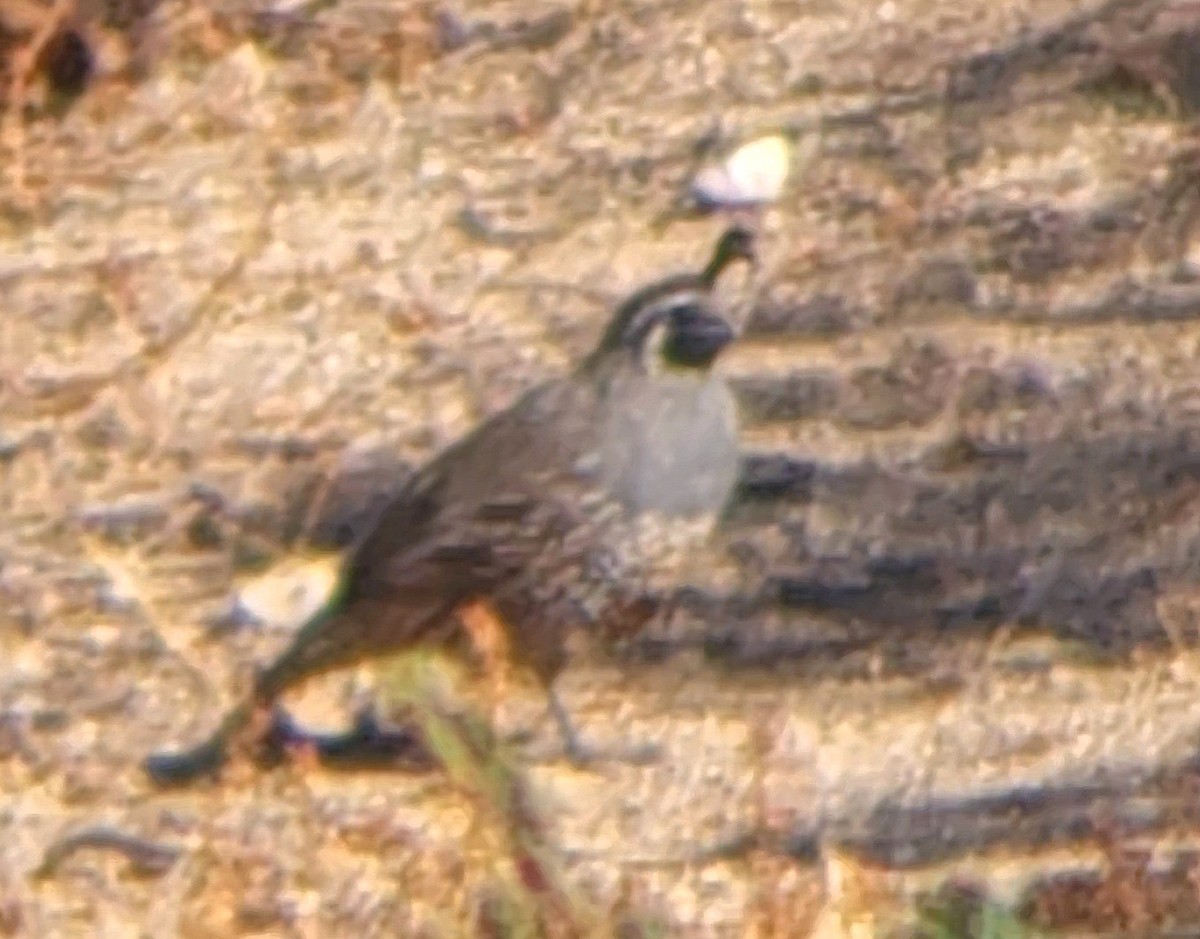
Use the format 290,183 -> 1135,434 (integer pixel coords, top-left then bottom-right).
458,598 -> 539,747
457,599 -> 658,766
546,686 -> 660,768
458,598 -> 514,702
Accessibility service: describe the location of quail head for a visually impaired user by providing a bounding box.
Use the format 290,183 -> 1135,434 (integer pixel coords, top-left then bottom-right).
144,225 -> 755,786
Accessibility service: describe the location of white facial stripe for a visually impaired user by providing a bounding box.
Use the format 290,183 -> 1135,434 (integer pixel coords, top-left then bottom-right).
641,321 -> 670,372
625,289 -> 708,342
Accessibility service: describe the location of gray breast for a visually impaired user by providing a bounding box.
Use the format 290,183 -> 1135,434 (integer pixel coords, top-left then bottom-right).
595,369 -> 740,519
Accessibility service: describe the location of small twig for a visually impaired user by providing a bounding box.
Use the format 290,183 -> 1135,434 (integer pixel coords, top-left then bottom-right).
455,204 -> 561,248
33,826 -> 181,879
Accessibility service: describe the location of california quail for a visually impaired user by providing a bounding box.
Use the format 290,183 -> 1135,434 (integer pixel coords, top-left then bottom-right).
144,226 -> 755,786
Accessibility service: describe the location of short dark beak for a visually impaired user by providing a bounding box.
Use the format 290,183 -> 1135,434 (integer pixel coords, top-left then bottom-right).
668,309 -> 736,367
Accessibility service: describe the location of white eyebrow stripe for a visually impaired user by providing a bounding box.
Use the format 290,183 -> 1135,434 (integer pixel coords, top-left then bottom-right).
624,289 -> 709,338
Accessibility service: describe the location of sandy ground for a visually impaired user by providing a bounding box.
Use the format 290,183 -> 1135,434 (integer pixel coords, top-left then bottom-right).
6,0 -> 1200,935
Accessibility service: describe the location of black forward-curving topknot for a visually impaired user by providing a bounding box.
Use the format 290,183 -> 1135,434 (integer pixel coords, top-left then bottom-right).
700,224 -> 756,287
589,226 -> 757,359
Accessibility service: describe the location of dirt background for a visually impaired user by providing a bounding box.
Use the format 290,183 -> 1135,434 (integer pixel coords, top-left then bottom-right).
6,0 -> 1200,935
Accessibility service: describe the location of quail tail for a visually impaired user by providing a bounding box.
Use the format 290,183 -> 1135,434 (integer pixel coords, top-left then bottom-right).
142,602 -> 349,788
143,597 -> 441,787
143,701 -> 257,787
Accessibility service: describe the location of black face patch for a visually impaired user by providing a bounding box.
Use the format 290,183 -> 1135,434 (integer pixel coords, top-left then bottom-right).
660,304 -> 735,369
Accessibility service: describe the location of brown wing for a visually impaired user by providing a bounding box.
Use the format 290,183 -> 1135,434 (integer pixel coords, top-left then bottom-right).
355,375 -> 598,556
252,377 -> 605,697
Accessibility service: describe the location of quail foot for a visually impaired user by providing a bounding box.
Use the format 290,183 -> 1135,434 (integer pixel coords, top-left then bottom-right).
144,226 -> 754,787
